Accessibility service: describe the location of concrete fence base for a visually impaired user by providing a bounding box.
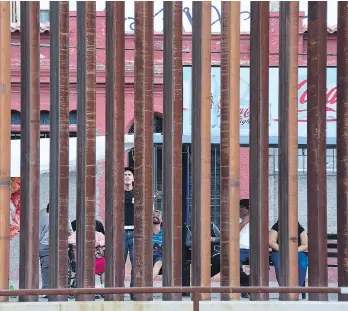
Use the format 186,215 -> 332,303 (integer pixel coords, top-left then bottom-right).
0,301 -> 347,311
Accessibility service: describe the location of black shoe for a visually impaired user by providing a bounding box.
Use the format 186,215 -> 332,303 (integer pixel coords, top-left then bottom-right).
241,293 -> 250,299
182,293 -> 190,297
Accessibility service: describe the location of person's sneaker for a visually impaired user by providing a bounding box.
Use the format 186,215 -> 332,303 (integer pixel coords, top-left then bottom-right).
241,293 -> 250,299
40,295 -> 48,299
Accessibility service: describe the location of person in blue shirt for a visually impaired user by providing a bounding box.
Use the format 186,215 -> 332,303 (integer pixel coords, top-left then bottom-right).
152,210 -> 163,279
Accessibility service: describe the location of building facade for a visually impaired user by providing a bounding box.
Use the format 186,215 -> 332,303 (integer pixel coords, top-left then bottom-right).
8,5 -> 340,281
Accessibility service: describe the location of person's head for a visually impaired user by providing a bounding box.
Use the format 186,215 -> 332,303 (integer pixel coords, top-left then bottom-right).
46,203 -> 49,213
239,199 -> 250,218
124,167 -> 134,186
153,210 -> 162,225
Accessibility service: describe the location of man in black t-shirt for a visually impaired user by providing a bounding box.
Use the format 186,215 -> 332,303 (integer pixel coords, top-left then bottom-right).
124,167 -> 135,289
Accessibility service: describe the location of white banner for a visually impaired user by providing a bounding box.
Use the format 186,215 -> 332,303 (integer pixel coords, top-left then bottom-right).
39,0 -> 338,34
183,67 -> 338,145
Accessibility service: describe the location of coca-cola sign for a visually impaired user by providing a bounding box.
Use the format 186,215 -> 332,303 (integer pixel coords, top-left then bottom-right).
182,67 -> 338,144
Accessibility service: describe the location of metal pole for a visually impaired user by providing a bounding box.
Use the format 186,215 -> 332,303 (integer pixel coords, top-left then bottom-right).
134,1 -> 154,301
104,1 -> 125,302
48,1 -> 70,302
191,1 -> 211,301
307,1 -> 328,301
19,1 -> 40,302
163,1 -> 183,301
278,1 -> 299,301
76,1 -> 96,301
0,1 -> 11,302
337,1 -> 348,302
220,1 -> 241,301
249,1 -> 270,301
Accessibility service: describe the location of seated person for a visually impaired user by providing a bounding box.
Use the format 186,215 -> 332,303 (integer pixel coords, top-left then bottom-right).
152,210 -> 163,279
184,221 -> 221,277
71,219 -> 105,235
269,220 -> 308,286
239,199 -> 250,270
68,228 -> 106,280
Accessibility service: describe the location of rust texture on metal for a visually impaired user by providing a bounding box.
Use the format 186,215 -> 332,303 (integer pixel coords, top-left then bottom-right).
162,1 -> 183,302
337,1 -> 348,302
104,1 -> 126,302
307,1 -> 328,301
191,1 -> 211,301
134,1 -> 154,301
76,1 -> 96,301
220,1 -> 241,302
278,1 -> 299,301
249,1 -> 270,301
19,1 -> 41,302
48,1 -> 70,302
0,285 -> 343,297
0,1 -> 11,302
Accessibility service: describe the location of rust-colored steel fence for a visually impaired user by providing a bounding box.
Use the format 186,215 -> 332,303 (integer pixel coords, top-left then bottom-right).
0,0 -> 347,307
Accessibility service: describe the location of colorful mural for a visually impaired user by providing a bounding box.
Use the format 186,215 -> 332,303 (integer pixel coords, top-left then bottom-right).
10,177 -> 20,240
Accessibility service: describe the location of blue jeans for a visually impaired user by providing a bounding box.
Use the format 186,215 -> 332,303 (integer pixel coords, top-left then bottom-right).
240,248 -> 249,268
271,251 -> 308,286
124,230 -> 134,287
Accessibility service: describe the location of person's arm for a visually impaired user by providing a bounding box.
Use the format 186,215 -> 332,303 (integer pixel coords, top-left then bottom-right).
298,231 -> 308,252
185,227 -> 192,248
269,229 -> 279,251
68,221 -> 73,236
211,223 -> 220,243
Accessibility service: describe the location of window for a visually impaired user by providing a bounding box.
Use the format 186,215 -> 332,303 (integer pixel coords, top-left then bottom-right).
128,115 -> 163,134
40,110 -> 50,125
40,10 -> 49,24
11,110 -> 21,125
274,148 -> 337,174
69,110 -> 77,125
10,2 -> 50,25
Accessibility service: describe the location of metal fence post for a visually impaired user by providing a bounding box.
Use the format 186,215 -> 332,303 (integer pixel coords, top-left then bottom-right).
191,1 -> 211,301
337,1 -> 348,302
19,1 -> 40,302
278,1 -> 299,301
163,1 -> 183,301
104,1 -> 126,302
76,1 -> 97,301
48,1 -> 70,302
307,1 -> 328,301
134,1 -> 154,301
0,1 -> 11,302
249,1 -> 270,301
220,1 -> 241,301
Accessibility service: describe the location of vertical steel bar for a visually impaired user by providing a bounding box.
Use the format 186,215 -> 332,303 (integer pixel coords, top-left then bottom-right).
134,1 -> 154,302
336,1 -> 348,302
104,1 -> 125,302
307,1 -> 328,301
49,1 -> 70,302
76,1 -> 96,301
249,1 -> 269,301
163,1 -> 183,301
0,1 -> 11,303
191,1 -> 211,301
19,1 -> 40,302
220,1 -> 240,301
278,1 -> 299,301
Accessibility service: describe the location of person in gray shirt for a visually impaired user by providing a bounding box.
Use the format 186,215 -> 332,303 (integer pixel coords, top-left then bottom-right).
39,204 -> 72,295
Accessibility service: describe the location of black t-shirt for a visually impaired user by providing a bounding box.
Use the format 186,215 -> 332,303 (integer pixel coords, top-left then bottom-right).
125,190 -> 135,226
271,221 -> 305,247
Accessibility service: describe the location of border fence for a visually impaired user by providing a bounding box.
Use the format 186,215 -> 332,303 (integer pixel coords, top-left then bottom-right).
0,1 -> 347,308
